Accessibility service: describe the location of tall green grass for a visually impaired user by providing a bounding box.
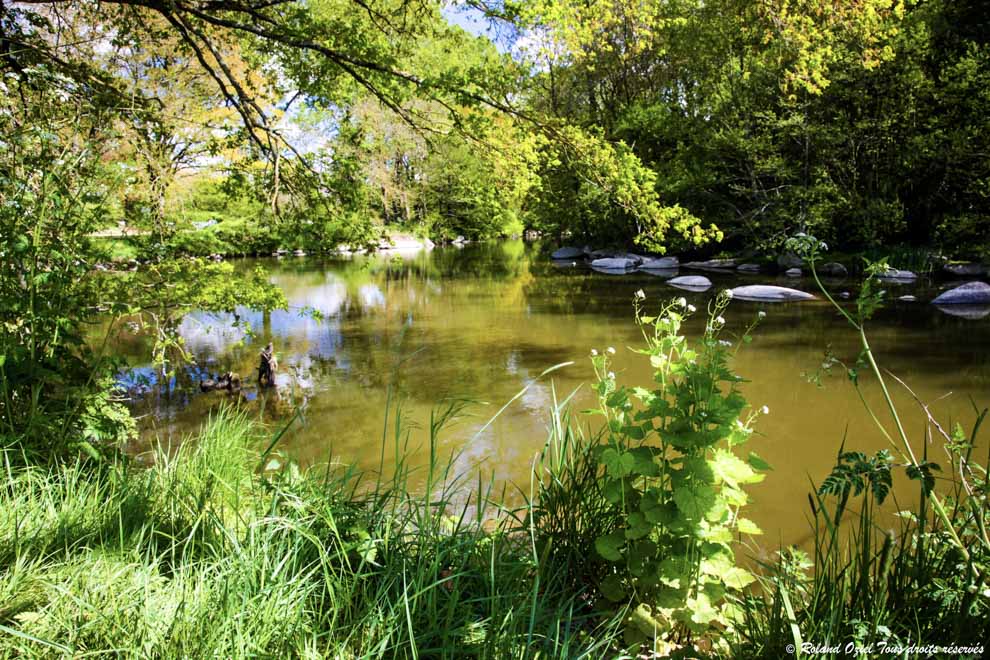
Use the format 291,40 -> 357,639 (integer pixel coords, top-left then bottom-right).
0,405 -> 627,658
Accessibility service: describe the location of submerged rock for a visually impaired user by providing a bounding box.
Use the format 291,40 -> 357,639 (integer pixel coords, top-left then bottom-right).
943,262 -> 986,277
551,246 -> 585,260
737,263 -> 761,273
643,268 -> 679,279
730,285 -> 816,302
668,275 -> 712,291
785,268 -> 802,277
898,295 -> 918,302
640,256 -> 679,270
931,281 -> 990,305
818,262 -> 849,277
591,257 -> 639,272
878,268 -> 917,281
684,258 -> 738,271
777,252 -> 804,268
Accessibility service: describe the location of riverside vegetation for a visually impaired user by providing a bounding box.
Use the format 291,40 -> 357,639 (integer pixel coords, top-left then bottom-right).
2,272 -> 988,657
2,0 -> 988,656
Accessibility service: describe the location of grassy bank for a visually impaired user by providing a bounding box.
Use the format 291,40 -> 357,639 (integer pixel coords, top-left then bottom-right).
4,407 -> 986,658
0,407 -> 626,658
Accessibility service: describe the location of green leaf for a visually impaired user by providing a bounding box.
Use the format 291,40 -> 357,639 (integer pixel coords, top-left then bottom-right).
673,482 -> 716,520
747,452 -> 772,471
709,449 -> 763,488
601,448 -> 635,478
595,532 -> 625,561
606,389 -> 628,408
621,424 -> 646,440
721,566 -> 756,589
603,477 -> 635,504
628,446 -> 659,476
737,518 -> 764,535
629,603 -> 667,638
599,575 -> 627,602
625,512 -> 652,539
688,592 -> 719,627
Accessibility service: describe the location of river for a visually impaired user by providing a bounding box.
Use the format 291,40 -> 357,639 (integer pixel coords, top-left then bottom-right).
113,241 -> 990,548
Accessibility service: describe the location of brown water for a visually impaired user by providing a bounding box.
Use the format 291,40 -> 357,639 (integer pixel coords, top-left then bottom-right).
115,241 -> 990,547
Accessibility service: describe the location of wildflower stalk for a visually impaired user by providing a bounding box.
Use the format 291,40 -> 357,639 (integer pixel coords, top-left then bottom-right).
801,244 -> 975,571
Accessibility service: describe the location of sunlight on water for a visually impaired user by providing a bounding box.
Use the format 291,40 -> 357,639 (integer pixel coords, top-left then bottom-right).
113,242 -> 990,548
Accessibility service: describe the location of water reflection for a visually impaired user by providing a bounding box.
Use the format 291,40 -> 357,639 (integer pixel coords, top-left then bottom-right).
114,242 -> 990,546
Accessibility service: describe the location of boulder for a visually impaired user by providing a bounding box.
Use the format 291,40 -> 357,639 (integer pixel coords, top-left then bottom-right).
684,258 -> 738,271
785,268 -> 802,277
668,275 -> 712,291
898,295 -> 917,302
878,268 -> 917,281
737,263 -> 761,273
615,253 -> 645,265
729,285 -> 816,302
943,262 -> 986,277
551,246 -> 585,260
591,257 -> 639,272
931,281 -> 990,305
818,262 -> 849,277
777,252 -> 804,268
640,256 -> 679,270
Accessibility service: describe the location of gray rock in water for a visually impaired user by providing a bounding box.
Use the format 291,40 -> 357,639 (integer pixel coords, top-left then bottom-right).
819,262 -> 849,277
785,268 -> 802,277
668,275 -> 712,291
898,295 -> 918,302
878,268 -> 917,281
591,257 -> 639,272
293,249 -> 307,257
737,263 -> 761,273
931,281 -> 990,305
943,262 -> 986,277
839,291 -> 851,299
640,256 -> 679,270
552,246 -> 585,260
644,268 -> 679,279
684,258 -> 738,271
777,252 -> 804,268
730,285 -> 817,302
615,253 -> 644,266
935,304 -> 990,320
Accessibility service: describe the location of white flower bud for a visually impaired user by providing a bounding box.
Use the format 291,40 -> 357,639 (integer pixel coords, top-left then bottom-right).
676,297 -> 687,308
590,349 -> 598,357
761,405 -> 770,415
687,304 -> 697,313
606,346 -> 616,355
607,371 -> 615,380
758,310 -> 766,319
635,289 -> 646,300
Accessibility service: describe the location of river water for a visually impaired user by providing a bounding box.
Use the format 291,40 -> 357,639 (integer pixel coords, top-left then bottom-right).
115,241 -> 990,547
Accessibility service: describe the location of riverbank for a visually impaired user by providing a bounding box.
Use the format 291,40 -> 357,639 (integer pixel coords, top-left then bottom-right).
4,393 -> 986,658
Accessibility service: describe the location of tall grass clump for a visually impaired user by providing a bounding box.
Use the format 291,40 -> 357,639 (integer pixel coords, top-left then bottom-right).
728,235 -> 990,658
1,401 -> 633,658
